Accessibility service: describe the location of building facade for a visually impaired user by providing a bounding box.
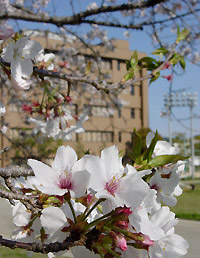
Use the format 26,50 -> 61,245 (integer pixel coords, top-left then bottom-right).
1,33 -> 148,165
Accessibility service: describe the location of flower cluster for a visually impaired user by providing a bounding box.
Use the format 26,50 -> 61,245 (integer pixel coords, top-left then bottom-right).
10,135 -> 188,258
0,33 -> 88,139
0,25 -> 190,258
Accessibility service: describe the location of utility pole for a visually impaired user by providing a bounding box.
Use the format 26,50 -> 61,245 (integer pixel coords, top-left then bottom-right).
163,91 -> 198,178
188,93 -> 197,178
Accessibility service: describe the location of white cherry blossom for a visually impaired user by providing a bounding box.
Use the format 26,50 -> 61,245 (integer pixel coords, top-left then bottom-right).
27,145 -> 90,197
1,36 -> 42,89
148,207 -> 189,258
11,202 -> 41,243
85,145 -> 151,210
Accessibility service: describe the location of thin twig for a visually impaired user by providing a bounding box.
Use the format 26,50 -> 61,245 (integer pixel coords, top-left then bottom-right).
0,166 -> 34,177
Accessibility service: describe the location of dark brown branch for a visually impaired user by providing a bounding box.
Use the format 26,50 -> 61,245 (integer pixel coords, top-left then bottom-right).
143,8 -> 200,26
33,67 -> 108,93
0,235 -> 75,254
81,19 -> 143,30
0,0 -> 165,27
0,57 -> 109,93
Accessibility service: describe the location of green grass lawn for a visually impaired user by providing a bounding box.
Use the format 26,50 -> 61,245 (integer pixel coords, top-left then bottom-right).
171,182 -> 200,220
0,247 -> 46,258
0,247 -> 71,258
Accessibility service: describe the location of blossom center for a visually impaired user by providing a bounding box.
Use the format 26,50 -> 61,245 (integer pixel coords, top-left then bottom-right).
151,184 -> 160,191
57,171 -> 72,190
105,176 -> 120,196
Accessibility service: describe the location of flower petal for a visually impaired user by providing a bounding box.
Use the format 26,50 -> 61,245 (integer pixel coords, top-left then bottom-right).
11,58 -> 33,78
1,42 -> 14,62
41,207 -> 67,234
85,156 -> 107,191
101,145 -> 123,178
52,146 -> 77,174
27,159 -> 56,187
71,170 -> 90,198
22,39 -> 42,60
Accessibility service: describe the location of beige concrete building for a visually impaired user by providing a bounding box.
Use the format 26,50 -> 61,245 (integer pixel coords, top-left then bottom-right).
1,33 -> 148,165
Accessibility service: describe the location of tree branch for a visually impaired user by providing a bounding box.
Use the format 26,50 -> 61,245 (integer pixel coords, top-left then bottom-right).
0,235 -> 75,254
0,166 -> 34,177
0,0 -> 165,27
81,19 -> 143,30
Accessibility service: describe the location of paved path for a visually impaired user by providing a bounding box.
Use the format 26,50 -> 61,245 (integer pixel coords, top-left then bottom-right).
175,219 -> 200,258
0,198 -> 200,257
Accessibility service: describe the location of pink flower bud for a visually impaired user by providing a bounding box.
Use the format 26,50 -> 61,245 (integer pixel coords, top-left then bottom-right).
65,96 -> 72,103
87,193 -> 93,204
162,75 -> 173,81
115,206 -> 132,216
162,62 -> 171,70
116,235 -> 127,251
143,235 -> 154,247
32,101 -> 40,107
22,104 -> 32,114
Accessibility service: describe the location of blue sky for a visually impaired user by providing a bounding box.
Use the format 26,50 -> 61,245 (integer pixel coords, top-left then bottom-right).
10,0 -> 200,138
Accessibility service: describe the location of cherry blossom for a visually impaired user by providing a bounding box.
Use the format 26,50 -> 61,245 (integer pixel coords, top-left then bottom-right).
11,202 -> 41,243
1,36 -> 42,89
146,132 -> 179,156
27,145 -> 90,197
148,207 -> 189,258
29,107 -> 88,140
85,145 -> 152,210
149,170 -> 180,206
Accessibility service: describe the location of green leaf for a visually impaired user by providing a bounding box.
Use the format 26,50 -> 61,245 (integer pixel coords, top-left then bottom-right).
128,130 -> 142,161
148,154 -> 189,168
126,51 -> 138,71
143,131 -> 159,162
130,51 -> 138,68
150,71 -> 160,84
139,57 -> 157,63
170,53 -> 181,65
177,27 -> 190,43
152,47 -> 169,56
122,68 -> 135,82
179,57 -> 186,70
123,51 -> 139,81
138,57 -> 160,71
126,60 -> 131,71
85,60 -> 92,75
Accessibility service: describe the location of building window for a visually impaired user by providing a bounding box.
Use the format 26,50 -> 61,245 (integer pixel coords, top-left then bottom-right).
130,85 -> 134,95
83,131 -> 113,142
85,105 -> 113,117
101,58 -> 112,70
9,103 -> 18,112
118,132 -> 121,143
139,85 -> 142,96
140,109 -> 143,120
65,132 -> 77,142
117,60 -> 121,70
131,108 -> 135,119
118,108 -> 121,118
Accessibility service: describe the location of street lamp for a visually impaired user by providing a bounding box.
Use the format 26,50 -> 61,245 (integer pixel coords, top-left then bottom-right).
163,91 -> 198,178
